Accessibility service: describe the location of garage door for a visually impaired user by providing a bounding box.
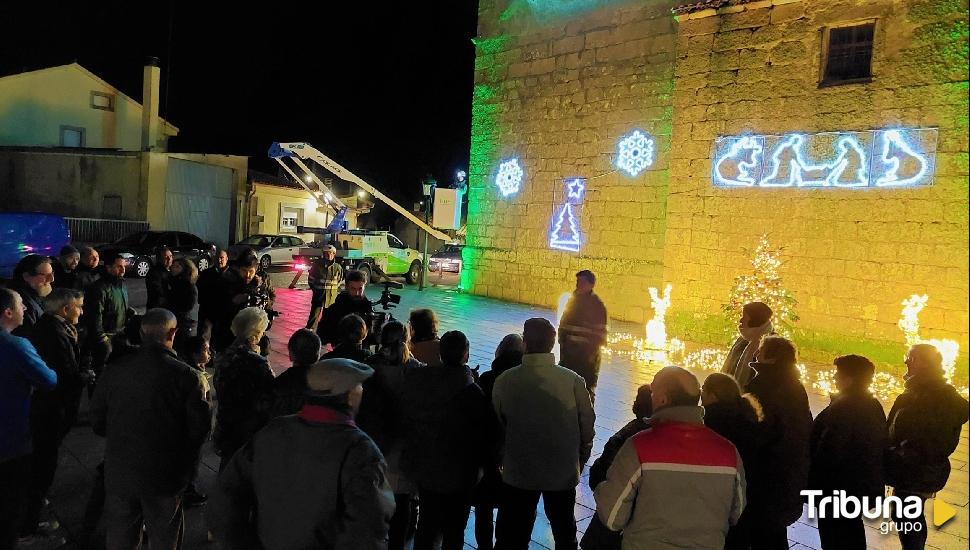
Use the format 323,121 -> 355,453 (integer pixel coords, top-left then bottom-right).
164,159 -> 233,248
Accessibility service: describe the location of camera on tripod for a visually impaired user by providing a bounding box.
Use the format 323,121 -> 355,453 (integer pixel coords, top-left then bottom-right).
366,280 -> 403,347
375,280 -> 403,310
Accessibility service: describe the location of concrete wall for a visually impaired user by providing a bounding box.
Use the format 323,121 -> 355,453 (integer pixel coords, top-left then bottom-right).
0,149 -> 248,245
0,64 -> 175,151
465,0 -> 969,369
0,149 -> 145,219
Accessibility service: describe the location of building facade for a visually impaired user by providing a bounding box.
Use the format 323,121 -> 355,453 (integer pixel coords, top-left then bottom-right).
463,0 -> 968,370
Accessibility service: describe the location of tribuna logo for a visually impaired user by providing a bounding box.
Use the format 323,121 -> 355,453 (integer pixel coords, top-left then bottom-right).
802,490 -> 922,521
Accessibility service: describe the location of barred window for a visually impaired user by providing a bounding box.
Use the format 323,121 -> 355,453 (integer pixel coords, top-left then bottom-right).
822,23 -> 875,86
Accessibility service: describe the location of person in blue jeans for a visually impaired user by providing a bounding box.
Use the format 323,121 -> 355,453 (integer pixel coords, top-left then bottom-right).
0,287 -> 58,550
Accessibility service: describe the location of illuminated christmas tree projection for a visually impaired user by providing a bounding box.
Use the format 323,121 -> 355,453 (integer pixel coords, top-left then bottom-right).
722,235 -> 799,336
549,178 -> 585,252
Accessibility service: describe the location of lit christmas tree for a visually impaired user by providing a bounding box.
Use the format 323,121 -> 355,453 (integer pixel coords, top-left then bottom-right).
722,235 -> 799,337
549,203 -> 581,252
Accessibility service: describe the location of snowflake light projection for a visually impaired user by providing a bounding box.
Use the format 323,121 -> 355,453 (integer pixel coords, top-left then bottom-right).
495,158 -> 524,196
615,130 -> 655,177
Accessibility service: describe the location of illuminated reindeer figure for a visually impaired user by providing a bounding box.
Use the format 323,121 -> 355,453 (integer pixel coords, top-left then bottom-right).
645,284 -> 673,350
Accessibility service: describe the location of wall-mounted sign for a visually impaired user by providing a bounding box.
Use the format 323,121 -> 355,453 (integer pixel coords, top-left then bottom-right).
712,128 -> 937,188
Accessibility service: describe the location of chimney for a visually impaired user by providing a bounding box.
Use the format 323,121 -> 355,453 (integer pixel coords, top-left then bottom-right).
141,56 -> 161,151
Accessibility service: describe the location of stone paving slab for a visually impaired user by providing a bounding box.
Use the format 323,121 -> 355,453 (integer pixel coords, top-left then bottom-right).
42,281 -> 968,550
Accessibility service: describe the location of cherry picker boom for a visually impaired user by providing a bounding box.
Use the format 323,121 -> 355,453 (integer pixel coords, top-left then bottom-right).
268,142 -> 452,242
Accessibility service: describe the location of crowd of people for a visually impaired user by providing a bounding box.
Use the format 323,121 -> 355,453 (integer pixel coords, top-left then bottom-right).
1,249 -> 968,550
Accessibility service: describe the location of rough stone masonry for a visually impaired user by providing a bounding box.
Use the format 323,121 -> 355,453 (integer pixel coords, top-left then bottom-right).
462,0 -> 969,373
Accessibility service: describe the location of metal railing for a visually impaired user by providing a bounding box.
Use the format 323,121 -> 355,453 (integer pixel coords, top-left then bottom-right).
66,217 -> 149,245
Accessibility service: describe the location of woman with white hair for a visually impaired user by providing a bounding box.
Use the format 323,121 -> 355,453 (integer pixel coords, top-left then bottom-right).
213,307 -> 275,471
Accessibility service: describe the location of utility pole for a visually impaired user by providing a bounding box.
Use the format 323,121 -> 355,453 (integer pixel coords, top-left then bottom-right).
419,175 -> 436,291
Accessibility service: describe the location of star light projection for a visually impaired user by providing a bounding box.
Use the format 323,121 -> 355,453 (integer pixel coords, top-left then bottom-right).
549,178 -> 586,252
712,128 -> 936,188
494,158 -> 523,196
615,130 -> 655,177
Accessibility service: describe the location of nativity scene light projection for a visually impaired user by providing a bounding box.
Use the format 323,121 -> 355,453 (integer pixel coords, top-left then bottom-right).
491,126 -> 936,256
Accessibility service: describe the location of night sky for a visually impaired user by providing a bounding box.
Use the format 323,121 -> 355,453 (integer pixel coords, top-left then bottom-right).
1,1 -> 480,223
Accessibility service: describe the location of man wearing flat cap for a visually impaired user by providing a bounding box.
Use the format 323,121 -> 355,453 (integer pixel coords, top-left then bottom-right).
305,245 -> 343,330
208,358 -> 394,550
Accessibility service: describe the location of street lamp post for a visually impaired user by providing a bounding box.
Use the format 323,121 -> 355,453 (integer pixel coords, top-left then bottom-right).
419,175 -> 436,291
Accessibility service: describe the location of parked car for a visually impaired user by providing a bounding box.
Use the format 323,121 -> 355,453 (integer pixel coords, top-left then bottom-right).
229,234 -> 306,269
429,243 -> 463,273
0,212 -> 70,279
97,230 -> 216,278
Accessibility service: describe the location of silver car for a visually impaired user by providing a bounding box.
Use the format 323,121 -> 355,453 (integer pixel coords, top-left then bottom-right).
229,234 -> 306,269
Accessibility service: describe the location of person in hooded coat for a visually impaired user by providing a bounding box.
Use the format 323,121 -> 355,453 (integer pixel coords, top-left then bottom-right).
744,336 -> 812,550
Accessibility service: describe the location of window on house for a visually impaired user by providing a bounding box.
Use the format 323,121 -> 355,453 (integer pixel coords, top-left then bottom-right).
821,22 -> 875,86
102,195 -> 122,219
280,207 -> 302,232
90,91 -> 115,111
60,126 -> 85,147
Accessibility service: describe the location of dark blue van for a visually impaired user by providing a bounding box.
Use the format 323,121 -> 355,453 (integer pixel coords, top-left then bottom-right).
0,213 -> 71,279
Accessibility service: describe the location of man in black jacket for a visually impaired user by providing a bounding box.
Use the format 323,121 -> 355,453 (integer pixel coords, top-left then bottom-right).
209,358 -> 394,550
744,336 -> 813,550
196,249 -> 229,339
808,355 -> 887,549
401,331 -> 499,550
316,269 -> 373,348
145,246 -> 173,310
887,343 -> 969,550
8,255 -> 54,336
270,329 -> 322,418
75,246 -> 102,291
90,308 -> 211,550
52,245 -> 81,290
558,270 -> 608,401
21,289 -> 92,540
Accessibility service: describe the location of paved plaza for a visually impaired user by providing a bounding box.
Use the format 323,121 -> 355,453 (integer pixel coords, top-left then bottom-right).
38,278 -> 969,549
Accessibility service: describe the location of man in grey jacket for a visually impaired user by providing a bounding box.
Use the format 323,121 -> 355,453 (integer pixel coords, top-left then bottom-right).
492,317 -> 595,550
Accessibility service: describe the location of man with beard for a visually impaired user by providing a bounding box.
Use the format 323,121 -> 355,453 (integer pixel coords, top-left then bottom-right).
316,269 -> 372,348
305,245 -> 343,330
146,246 -> 173,310
21,289 -> 92,543
52,245 -> 81,290
82,253 -> 130,380
9,255 -> 55,336
196,249 -> 229,339
211,255 -> 264,353
75,247 -> 102,291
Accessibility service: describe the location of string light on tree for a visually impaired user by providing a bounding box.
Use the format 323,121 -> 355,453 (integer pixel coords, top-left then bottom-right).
723,235 -> 799,337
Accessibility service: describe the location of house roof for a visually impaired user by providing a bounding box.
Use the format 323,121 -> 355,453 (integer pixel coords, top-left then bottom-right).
672,0 -> 755,15
0,63 -> 179,135
249,169 -> 308,190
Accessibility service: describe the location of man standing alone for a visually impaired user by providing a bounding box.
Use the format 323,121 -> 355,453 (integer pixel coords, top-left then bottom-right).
558,270 -> 608,400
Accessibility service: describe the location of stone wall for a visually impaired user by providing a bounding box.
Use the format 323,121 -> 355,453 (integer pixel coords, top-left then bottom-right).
464,0 -> 969,371
465,0 -> 679,322
664,0 -> 969,364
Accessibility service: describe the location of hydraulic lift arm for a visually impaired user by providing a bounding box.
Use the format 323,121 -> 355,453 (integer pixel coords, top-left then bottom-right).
269,142 -> 452,242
